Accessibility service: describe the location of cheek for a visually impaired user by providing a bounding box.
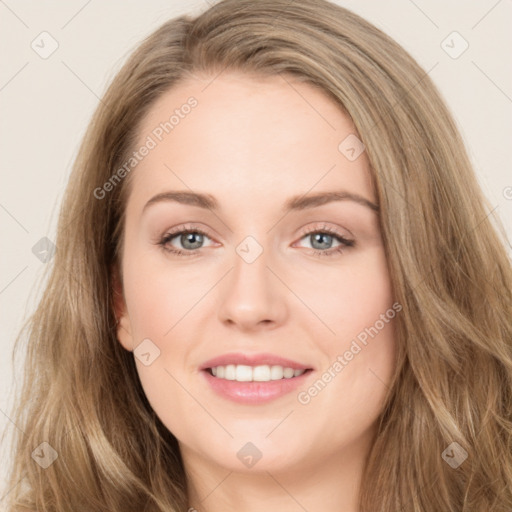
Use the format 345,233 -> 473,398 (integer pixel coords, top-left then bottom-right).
122,251 -> 201,341
122,257 -> 196,432
317,255 -> 397,420
295,248 -> 395,344
297,248 -> 397,404
121,251 -> 202,401
296,274 -> 397,442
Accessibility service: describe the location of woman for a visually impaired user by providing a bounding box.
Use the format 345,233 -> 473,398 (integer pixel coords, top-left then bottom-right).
4,0 -> 512,510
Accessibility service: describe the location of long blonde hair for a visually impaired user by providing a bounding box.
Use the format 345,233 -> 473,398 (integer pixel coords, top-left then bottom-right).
4,0 -> 512,510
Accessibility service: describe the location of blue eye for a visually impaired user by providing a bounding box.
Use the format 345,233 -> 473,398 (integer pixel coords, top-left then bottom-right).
157,224 -> 355,258
296,227 -> 355,257
158,228 -> 213,256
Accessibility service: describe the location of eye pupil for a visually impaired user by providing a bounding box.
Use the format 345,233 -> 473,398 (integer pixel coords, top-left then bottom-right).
311,233 -> 332,250
182,232 -> 203,250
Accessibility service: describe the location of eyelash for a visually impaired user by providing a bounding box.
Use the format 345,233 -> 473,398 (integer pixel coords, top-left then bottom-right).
157,223 -> 355,258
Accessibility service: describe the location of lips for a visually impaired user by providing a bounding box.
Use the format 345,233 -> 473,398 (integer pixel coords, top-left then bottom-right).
199,352 -> 313,371
201,367 -> 313,404
199,352 -> 314,404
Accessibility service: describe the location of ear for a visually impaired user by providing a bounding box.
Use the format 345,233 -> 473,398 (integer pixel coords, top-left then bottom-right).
112,265 -> 134,352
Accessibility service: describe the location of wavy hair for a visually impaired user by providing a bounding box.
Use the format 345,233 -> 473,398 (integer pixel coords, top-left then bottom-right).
3,0 -> 512,510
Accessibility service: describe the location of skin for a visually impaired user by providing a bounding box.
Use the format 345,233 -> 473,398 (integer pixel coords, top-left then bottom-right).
114,71 -> 398,512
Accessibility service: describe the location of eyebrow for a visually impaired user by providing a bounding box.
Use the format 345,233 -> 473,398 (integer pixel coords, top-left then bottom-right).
142,189 -> 379,214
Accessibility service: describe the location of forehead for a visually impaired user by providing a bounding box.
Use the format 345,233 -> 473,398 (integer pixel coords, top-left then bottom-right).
126,71 -> 374,214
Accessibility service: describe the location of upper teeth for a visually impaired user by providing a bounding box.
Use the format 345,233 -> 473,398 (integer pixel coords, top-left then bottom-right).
211,364 -> 306,382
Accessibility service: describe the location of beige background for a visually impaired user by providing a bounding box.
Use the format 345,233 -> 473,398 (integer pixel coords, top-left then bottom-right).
1,0 -> 511,497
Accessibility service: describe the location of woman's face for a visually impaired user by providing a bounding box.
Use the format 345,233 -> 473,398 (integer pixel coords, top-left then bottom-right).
115,71 -> 398,476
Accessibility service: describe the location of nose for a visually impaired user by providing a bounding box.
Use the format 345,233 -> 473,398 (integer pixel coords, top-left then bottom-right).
217,243 -> 289,331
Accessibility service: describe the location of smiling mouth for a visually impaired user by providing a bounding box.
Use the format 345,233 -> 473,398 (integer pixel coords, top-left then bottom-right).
205,364 -> 313,382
